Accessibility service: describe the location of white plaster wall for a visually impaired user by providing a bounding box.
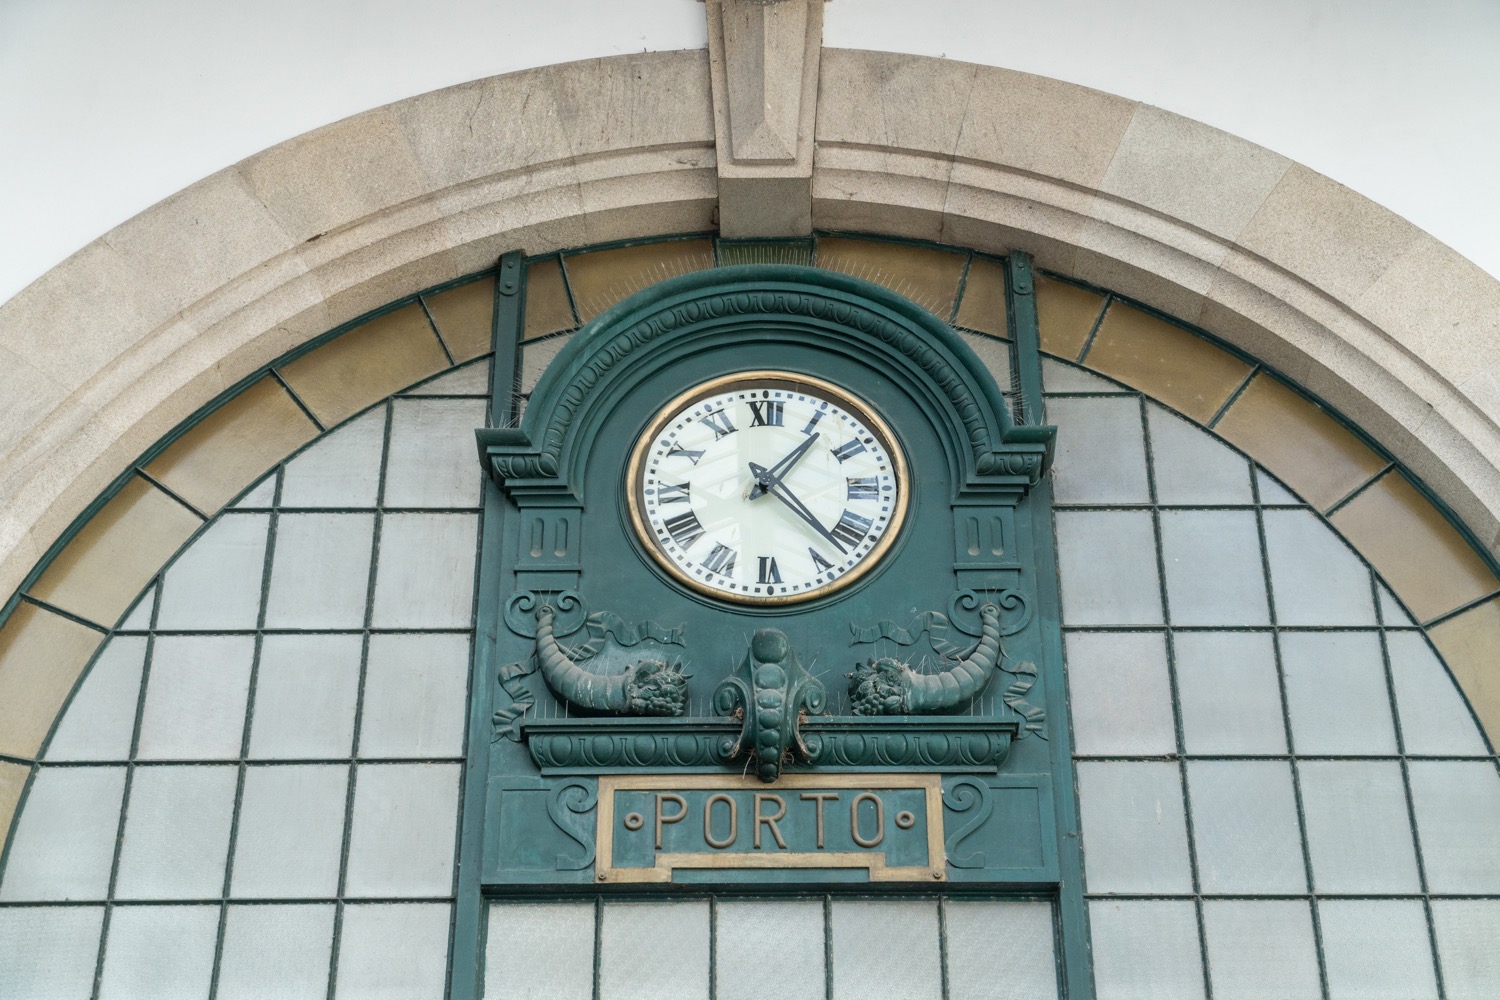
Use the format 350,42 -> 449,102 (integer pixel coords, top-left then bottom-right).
2,0 -> 1497,306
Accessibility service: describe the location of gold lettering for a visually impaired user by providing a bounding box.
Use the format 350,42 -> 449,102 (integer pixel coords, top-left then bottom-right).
754,793 -> 788,849
704,793 -> 738,849
655,793 -> 687,849
850,792 -> 885,848
800,792 -> 839,848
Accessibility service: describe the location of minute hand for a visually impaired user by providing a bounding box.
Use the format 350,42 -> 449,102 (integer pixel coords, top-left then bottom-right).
748,462 -> 847,554
747,432 -> 819,500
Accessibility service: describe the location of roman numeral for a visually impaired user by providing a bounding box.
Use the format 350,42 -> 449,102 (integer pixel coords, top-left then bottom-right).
663,510 -> 704,548
657,482 -> 690,503
748,400 -> 784,427
831,509 -> 874,548
846,476 -> 879,500
700,408 -> 737,440
808,548 -> 835,572
703,543 -> 737,576
802,408 -> 826,436
831,438 -> 868,463
758,556 -> 783,584
667,442 -> 705,465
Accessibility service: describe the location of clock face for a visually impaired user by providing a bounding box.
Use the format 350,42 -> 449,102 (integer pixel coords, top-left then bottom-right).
626,372 -> 908,604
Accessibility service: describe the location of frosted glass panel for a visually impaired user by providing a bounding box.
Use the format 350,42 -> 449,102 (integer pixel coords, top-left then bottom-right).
406,361 -> 489,396
1386,632 -> 1490,755
1187,761 -> 1305,894
485,901 -> 595,1000
263,512 -> 375,628
231,473 -> 277,509
155,513 -> 269,629
1048,396 -> 1150,505
1407,761 -> 1500,892
717,900 -> 825,1000
1318,899 -> 1439,1000
114,765 -> 237,899
0,905 -> 104,1000
135,634 -> 255,760
230,765 -> 348,898
118,586 -> 156,630
370,513 -> 479,628
217,904 -> 335,1000
44,635 -> 147,761
0,766 -> 124,901
97,904 -> 219,1000
945,899 -> 1059,1000
1077,762 -> 1192,893
359,633 -> 470,758
1065,631 -> 1175,756
279,408 -> 384,509
830,899 -> 941,1000
1431,900 -> 1500,1000
1055,511 -> 1162,625
1089,900 -> 1204,1000
1174,631 -> 1286,754
599,900 -> 711,1000
1158,510 -> 1268,626
1200,900 -> 1320,1000
1299,760 -> 1420,893
1280,631 -> 1397,754
1261,509 -> 1376,625
1254,469 -> 1300,505
1042,358 -> 1124,393
247,633 -> 362,759
383,398 -> 487,508
335,903 -> 451,1000
344,763 -> 460,897
1147,405 -> 1252,505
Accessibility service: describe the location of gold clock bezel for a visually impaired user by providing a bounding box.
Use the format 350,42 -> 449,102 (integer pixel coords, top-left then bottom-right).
625,370 -> 910,605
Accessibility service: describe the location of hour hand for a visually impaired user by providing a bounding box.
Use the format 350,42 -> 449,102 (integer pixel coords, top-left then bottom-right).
749,463 -> 847,554
747,433 -> 819,500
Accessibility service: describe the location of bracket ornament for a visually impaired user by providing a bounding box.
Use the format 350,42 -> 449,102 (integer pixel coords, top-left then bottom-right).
714,629 -> 827,782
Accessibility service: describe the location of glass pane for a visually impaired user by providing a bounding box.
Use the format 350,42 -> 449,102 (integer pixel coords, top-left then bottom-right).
383,398 -> 486,508
97,904 -> 219,1000
231,473 -> 277,509
1318,899 -> 1439,1000
114,765 -> 237,899
1186,761 -> 1305,894
1174,631 -> 1286,754
334,903 -> 451,1000
959,330 -> 1015,397
1065,631 -> 1175,755
279,408 -> 384,509
1200,900 -> 1320,1000
44,636 -> 147,761
1261,509 -> 1376,625
945,899 -> 1059,1000
1077,762 -> 1192,894
716,900 -> 825,1000
263,512 -> 376,629
1041,358 -> 1124,393
1378,583 -> 1418,626
358,634 -> 470,759
135,635 -> 255,760
1386,632 -> 1490,755
1048,397 -> 1150,505
155,513 -> 269,630
1088,900 -> 1204,1000
0,766 -> 125,901
230,765 -> 348,898
1298,760 -> 1420,893
1254,468 -> 1301,505
370,513 -> 479,629
1280,631 -> 1397,755
599,900 -> 710,1000
1158,510 -> 1269,626
1054,511 -> 1163,626
405,360 -> 489,396
829,899 -> 941,1000
1146,405 -> 1253,505
1431,900 -> 1500,1000
0,905 -> 103,1000
217,904 -> 335,1000
1407,761 -> 1500,892
519,335 -> 570,400
247,634 -> 362,760
343,763 -> 460,897
484,901 -> 595,1000
118,586 -> 157,630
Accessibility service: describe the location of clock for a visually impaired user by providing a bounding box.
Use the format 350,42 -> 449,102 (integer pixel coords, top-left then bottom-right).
626,371 -> 909,604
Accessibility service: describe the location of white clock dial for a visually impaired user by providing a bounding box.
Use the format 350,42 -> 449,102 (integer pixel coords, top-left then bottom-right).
627,372 -> 908,604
